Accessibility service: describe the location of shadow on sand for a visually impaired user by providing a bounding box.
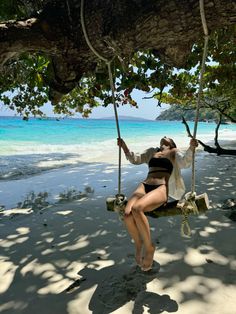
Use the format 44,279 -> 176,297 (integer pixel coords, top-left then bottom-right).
0,155 -> 235,313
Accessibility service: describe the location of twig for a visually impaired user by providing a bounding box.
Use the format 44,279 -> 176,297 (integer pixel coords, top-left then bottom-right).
143,95 -> 155,99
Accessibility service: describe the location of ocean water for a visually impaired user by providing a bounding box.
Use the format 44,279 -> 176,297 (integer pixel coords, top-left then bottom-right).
0,116 -> 235,180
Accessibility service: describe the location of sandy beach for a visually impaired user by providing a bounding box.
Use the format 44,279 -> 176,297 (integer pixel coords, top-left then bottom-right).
0,143 -> 235,314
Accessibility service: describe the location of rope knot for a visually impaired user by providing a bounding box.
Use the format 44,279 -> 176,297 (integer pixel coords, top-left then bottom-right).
113,194 -> 127,220
184,192 -> 199,215
179,191 -> 200,237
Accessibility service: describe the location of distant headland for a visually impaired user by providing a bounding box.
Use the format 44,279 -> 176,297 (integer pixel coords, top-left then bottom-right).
96,115 -> 153,121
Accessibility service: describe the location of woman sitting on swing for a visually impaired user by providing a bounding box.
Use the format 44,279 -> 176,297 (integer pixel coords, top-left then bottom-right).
117,136 -> 198,271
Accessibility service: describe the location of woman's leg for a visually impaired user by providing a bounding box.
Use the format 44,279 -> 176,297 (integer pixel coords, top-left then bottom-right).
131,184 -> 168,270
123,215 -> 143,265
123,184 -> 145,265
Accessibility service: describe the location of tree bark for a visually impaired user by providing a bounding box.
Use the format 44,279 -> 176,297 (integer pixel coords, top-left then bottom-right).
1,0 -> 236,102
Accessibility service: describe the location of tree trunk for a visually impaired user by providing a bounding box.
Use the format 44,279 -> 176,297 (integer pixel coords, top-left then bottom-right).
182,116 -> 236,156
1,0 -> 236,102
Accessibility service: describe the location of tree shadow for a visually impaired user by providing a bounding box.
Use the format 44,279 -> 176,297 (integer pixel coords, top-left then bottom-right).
0,172 -> 177,314
133,291 -> 178,314
0,156 -> 235,313
64,262 -> 178,314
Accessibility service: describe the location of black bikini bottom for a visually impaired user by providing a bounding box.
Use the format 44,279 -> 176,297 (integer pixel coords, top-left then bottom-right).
142,183 -> 164,194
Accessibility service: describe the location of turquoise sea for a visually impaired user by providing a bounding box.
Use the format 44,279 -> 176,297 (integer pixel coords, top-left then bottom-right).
0,116 -> 235,180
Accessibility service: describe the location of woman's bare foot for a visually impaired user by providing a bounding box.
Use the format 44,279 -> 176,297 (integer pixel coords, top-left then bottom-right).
142,244 -> 155,271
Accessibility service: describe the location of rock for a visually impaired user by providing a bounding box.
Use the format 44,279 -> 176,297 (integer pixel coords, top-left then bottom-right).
227,210 -> 236,222
221,198 -> 236,210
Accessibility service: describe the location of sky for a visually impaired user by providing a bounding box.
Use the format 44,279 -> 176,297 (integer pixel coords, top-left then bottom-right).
0,89 -> 169,120
88,89 -> 169,120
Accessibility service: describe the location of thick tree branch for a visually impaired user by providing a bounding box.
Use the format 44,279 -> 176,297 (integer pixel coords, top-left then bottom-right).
0,18 -> 55,66
1,0 -> 236,102
0,17 -> 84,101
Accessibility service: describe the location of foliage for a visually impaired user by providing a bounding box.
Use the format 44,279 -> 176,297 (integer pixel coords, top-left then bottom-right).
0,2 -> 235,120
153,27 -> 236,121
0,54 -> 50,118
156,104 -> 223,122
0,0 -> 45,21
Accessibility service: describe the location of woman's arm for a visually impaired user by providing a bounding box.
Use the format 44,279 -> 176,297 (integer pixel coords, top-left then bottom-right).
117,138 -> 155,165
117,138 -> 130,154
175,138 -> 198,169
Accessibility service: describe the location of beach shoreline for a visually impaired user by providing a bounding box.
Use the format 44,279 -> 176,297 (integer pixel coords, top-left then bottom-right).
0,138 -> 233,210
1,116 -> 236,183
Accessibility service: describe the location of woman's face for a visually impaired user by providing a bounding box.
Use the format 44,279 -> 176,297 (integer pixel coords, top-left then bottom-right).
160,136 -> 172,148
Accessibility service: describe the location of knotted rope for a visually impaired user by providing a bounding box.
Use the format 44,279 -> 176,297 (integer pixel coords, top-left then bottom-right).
181,0 -> 209,237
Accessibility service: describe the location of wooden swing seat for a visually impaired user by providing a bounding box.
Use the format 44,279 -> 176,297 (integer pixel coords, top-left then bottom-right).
106,193 -> 209,218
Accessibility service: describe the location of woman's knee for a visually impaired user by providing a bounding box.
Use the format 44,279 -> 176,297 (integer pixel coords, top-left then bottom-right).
123,212 -> 133,222
132,202 -> 145,214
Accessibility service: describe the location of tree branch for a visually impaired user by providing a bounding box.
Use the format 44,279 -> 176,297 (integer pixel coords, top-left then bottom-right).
205,98 -> 236,123
1,0 -> 236,103
181,116 -> 236,156
0,18 -> 55,66
0,17 -> 83,102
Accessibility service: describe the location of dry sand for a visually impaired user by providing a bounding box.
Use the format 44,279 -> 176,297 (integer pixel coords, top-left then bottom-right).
0,151 -> 235,314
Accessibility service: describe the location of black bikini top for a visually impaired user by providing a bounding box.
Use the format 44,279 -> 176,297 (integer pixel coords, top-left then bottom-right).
148,157 -> 173,174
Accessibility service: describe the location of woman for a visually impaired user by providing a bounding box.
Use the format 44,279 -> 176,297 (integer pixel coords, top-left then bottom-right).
117,136 -> 198,271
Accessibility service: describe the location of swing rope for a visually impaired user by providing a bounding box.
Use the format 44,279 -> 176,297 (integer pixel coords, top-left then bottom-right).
80,0 -> 122,196
191,0 -> 209,194
181,0 -> 209,236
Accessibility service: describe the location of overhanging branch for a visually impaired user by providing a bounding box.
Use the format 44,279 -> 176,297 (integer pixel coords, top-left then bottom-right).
1,0 -> 236,103
0,17 -> 81,103
0,18 -> 56,66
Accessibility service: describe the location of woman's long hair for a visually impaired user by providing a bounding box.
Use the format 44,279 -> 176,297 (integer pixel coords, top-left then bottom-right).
169,138 -> 177,149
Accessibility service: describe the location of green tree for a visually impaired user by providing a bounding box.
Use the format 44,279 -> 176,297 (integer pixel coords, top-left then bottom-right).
0,0 -> 235,119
